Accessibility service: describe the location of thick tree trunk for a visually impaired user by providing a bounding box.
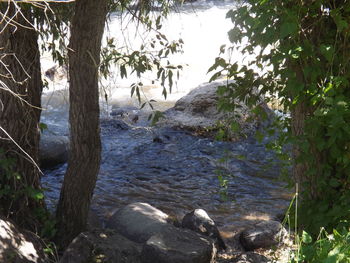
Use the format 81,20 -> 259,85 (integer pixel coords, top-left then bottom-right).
0,4 -> 44,229
55,0 -> 108,248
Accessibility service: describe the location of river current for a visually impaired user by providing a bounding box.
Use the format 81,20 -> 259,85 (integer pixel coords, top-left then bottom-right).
40,0 -> 291,235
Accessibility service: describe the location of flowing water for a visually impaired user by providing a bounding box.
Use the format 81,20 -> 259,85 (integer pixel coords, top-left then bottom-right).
40,0 -> 292,234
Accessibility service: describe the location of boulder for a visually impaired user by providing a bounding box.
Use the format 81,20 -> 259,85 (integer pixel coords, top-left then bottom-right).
100,119 -> 130,131
87,209 -> 103,230
141,225 -> 216,263
59,228 -> 141,263
105,202 -> 169,243
110,106 -> 141,124
239,220 -> 289,251
45,65 -> 68,82
159,81 -> 272,138
39,134 -> 69,168
232,252 -> 270,263
182,209 -> 226,251
0,216 -> 46,263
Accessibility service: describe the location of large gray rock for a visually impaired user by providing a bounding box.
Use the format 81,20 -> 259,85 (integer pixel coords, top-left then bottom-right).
159,81 -> 272,138
0,216 -> 46,263
105,202 -> 169,243
182,209 -> 226,251
239,220 -> 289,251
39,134 -> 69,168
141,225 -> 216,263
59,229 -> 141,263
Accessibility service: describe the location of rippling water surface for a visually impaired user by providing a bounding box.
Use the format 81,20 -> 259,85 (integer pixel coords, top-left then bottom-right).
42,119 -> 291,233
41,0 -> 291,234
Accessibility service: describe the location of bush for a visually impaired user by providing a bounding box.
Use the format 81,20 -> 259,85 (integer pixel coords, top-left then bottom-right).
291,226 -> 350,263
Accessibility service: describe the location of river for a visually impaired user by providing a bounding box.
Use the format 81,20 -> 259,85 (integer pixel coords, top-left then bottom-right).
40,0 -> 292,236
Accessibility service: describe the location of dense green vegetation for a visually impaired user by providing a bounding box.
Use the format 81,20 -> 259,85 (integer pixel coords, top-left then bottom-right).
209,0 -> 350,261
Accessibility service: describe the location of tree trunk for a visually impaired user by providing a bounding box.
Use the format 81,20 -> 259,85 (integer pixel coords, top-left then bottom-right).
291,102 -> 308,194
0,4 -> 44,230
55,0 -> 108,248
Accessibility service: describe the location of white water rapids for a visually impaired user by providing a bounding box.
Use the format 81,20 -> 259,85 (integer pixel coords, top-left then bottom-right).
41,1 -> 237,119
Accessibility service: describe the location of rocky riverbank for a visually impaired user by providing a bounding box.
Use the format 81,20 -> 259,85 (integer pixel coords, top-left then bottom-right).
0,202 -> 292,263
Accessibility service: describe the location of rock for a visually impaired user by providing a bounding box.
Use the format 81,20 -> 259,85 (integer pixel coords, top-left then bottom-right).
110,106 -> 141,124
159,81 -> 273,139
0,216 -> 46,263
100,119 -> 130,131
232,252 -> 270,263
239,220 -> 289,251
45,65 -> 68,82
141,225 -> 216,263
182,209 -> 226,251
152,133 -> 171,144
105,202 -> 170,243
87,209 -> 103,230
173,82 -> 221,114
59,228 -> 141,263
110,106 -> 139,118
39,133 -> 69,168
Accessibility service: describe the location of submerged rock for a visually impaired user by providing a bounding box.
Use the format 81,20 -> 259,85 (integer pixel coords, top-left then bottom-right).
105,202 -> 169,243
0,216 -> 46,263
141,225 -> 216,263
60,229 -> 142,263
239,220 -> 289,251
182,209 -> 226,251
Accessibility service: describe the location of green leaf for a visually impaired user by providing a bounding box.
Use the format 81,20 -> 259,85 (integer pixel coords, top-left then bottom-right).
131,85 -> 135,97
151,111 -> 164,126
329,178 -> 341,188
162,87 -> 167,100
228,28 -> 241,43
209,72 -> 222,82
259,0 -> 269,4
168,70 -> 173,90
302,231 -> 313,244
120,65 -> 127,78
320,45 -> 334,63
280,22 -> 298,38
39,123 -> 48,132
26,188 -> 44,200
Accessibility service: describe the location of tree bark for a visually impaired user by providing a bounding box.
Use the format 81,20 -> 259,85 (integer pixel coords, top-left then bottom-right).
55,0 -> 108,248
291,101 -> 308,193
0,4 -> 44,229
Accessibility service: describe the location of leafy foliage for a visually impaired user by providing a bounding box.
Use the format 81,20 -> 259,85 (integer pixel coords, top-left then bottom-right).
291,227 -> 350,263
209,0 -> 350,235
100,29 -> 183,101
100,13 -> 184,124
0,148 -> 54,234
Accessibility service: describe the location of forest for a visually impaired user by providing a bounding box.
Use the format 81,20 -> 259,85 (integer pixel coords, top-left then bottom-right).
0,0 -> 349,262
